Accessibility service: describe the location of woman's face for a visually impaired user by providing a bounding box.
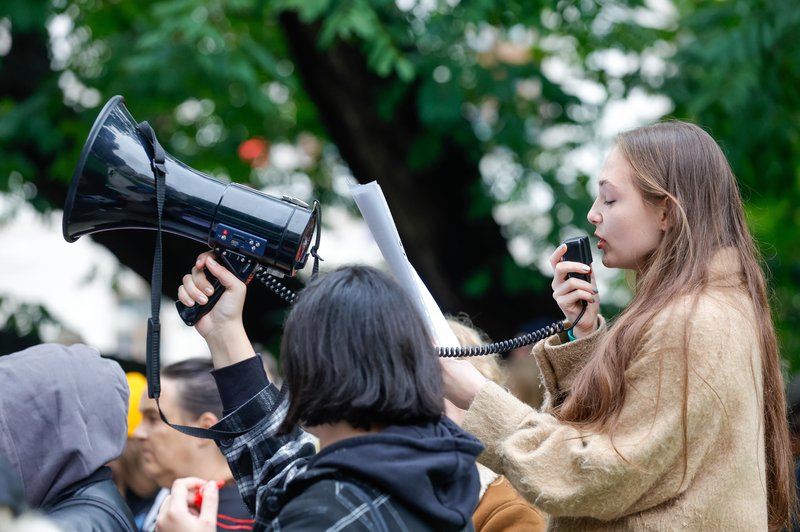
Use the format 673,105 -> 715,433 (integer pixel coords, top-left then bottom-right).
587,147 -> 666,271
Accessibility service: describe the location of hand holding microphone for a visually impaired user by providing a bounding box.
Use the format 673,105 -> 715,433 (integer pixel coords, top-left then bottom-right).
550,237 -> 599,339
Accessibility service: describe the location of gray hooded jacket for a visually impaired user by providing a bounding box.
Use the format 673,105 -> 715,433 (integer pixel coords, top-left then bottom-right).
0,343 -> 135,530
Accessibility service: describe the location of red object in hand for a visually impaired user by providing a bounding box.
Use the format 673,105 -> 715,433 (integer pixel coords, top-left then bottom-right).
194,480 -> 225,508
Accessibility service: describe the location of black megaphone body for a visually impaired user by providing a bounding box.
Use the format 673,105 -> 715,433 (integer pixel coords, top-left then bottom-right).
63,95 -> 320,406
63,95 -> 318,325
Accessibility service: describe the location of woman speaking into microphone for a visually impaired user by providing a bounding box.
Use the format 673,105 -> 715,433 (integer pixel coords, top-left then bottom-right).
441,121 -> 796,531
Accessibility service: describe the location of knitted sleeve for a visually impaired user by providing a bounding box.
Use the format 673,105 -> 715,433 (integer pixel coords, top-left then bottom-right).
463,296 -> 756,522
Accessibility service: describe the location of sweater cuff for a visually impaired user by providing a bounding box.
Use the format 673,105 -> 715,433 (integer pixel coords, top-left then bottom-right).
534,316 -> 606,401
211,356 -> 269,416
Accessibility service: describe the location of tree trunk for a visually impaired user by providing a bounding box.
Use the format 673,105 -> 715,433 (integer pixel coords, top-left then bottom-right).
5,9 -> 561,354
280,13 -> 559,342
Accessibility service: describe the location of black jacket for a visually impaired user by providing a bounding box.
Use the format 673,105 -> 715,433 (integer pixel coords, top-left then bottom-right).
211,358 -> 484,532
279,466 -> 474,532
45,468 -> 137,532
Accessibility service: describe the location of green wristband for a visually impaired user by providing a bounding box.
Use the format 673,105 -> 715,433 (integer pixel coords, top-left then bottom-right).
567,328 -> 577,342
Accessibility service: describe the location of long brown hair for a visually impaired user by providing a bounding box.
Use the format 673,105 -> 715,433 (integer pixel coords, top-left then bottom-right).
554,121 -> 795,530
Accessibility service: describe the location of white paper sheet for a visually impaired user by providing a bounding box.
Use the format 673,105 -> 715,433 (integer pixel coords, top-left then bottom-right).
351,181 -> 460,348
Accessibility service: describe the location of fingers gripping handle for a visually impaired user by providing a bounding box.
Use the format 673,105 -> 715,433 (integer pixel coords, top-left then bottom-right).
175,249 -> 257,327
176,268 -> 226,326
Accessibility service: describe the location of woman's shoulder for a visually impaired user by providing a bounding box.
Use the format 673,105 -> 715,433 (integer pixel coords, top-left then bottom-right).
649,286 -> 754,333
639,287 -> 758,370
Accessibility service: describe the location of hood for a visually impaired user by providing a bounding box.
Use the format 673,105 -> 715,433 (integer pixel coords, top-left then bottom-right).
0,455 -> 24,516
0,343 -> 128,507
309,416 -> 483,530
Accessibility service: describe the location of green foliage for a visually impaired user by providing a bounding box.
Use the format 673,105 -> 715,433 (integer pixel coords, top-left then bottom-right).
662,0 -> 800,371
1,0 -> 663,243
5,0 -> 798,364
276,0 -> 416,81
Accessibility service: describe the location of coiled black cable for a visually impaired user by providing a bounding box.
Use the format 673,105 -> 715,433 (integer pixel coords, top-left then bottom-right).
435,300 -> 588,358
436,319 -> 567,358
253,260 -> 587,358
253,270 -> 297,304
252,272 -> 570,358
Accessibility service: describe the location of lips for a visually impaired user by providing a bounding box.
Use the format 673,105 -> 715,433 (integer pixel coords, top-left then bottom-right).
595,234 -> 606,250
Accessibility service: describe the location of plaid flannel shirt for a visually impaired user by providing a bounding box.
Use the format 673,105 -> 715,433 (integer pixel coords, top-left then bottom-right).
212,381 -> 475,532
212,383 -> 317,531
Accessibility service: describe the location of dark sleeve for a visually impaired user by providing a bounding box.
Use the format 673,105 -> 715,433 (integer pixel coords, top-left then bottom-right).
216,484 -> 255,530
211,383 -> 316,526
211,356 -> 269,416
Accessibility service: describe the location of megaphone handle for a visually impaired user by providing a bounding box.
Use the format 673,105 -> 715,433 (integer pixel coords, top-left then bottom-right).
175,269 -> 226,327
176,249 -> 258,326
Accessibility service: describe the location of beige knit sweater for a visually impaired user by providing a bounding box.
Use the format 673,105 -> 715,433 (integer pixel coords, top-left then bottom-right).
463,253 -> 768,530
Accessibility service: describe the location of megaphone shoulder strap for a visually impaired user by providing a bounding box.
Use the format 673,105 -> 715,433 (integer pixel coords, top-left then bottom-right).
137,121 -> 165,402
310,200 -> 323,279
155,397 -> 253,438
137,120 -> 251,440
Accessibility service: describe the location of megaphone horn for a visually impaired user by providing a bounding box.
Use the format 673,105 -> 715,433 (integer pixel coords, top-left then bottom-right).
63,95 -> 317,279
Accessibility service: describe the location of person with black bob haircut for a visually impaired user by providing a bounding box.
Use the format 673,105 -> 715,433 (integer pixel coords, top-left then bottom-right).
278,263 -> 445,434
156,256 -> 483,532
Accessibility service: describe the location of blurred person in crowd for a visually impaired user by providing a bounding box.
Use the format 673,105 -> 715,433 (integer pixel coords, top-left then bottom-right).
133,358 -> 254,532
157,261 -> 482,531
108,371 -> 161,530
446,316 -> 546,532
502,319 -> 551,409
441,121 -> 797,529
0,343 -> 137,531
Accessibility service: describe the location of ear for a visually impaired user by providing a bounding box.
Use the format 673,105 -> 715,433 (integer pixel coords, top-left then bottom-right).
197,411 -> 219,429
657,198 -> 672,231
194,412 -> 220,448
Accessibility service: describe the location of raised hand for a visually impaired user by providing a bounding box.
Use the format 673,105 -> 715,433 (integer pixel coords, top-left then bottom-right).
177,251 -> 256,368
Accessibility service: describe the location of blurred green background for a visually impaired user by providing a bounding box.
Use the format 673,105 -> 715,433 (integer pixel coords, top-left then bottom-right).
1,0 -> 799,371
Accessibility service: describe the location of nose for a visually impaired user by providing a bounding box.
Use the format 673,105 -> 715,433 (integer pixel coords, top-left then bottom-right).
587,199 -> 601,225
132,421 -> 147,441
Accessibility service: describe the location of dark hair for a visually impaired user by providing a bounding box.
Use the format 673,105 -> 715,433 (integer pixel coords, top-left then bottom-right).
161,358 -> 222,420
279,265 -> 443,433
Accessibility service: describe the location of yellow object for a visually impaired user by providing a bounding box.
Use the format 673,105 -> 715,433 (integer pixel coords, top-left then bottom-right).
125,372 -> 147,437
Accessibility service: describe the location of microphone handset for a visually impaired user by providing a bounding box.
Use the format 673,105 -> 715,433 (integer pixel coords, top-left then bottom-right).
563,236 -> 592,283
437,235 -> 593,358
559,235 -> 592,333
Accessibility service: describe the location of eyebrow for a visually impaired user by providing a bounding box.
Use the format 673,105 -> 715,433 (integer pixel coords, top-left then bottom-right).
598,179 -> 617,190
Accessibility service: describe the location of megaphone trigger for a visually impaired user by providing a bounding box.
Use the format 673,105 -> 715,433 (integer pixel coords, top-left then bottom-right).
175,248 -> 259,326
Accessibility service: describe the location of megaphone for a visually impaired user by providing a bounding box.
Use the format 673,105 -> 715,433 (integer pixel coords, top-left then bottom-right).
63,94 -> 321,410
63,95 -> 319,325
